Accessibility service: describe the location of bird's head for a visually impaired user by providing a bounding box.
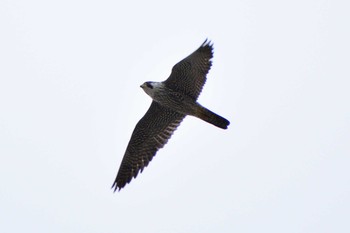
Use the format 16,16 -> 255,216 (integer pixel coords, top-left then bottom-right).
140,81 -> 154,90
140,81 -> 161,98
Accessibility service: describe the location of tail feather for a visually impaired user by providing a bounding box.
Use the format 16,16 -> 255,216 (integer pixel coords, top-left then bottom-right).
196,106 -> 230,129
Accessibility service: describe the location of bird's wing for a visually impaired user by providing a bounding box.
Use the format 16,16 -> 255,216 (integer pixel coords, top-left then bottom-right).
112,101 -> 185,191
163,39 -> 213,100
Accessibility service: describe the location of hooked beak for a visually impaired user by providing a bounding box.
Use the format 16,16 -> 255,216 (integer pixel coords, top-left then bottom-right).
140,83 -> 146,89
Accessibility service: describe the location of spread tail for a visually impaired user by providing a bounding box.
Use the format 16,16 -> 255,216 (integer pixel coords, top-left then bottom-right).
196,106 -> 230,129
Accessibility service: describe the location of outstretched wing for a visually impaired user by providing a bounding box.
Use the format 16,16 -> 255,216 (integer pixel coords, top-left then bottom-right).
112,101 -> 185,191
163,39 -> 213,100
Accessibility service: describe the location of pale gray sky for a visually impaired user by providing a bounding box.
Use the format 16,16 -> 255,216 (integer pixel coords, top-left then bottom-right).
1,0 -> 349,232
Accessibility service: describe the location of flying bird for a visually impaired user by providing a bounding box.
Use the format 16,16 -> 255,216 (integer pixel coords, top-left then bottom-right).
112,39 -> 230,191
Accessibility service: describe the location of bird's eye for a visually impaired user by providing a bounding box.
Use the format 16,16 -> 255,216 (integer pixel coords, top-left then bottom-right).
146,83 -> 153,89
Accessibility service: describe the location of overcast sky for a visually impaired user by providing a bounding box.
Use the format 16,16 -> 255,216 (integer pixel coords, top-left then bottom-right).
1,0 -> 349,232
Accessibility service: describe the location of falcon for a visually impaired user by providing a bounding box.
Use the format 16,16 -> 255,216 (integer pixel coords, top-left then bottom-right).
112,39 -> 230,191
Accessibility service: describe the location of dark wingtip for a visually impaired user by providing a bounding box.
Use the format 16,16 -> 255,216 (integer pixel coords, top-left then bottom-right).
201,38 -> 213,48
198,38 -> 214,62
111,180 -> 122,192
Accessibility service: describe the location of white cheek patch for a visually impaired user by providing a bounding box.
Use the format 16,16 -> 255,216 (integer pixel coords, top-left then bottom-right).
151,82 -> 162,88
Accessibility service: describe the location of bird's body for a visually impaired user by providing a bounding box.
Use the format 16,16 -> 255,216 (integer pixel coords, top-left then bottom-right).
112,40 -> 230,191
141,81 -> 229,129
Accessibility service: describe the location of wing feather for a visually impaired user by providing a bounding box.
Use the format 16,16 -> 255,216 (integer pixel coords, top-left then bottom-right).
164,39 -> 213,100
112,101 -> 185,191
